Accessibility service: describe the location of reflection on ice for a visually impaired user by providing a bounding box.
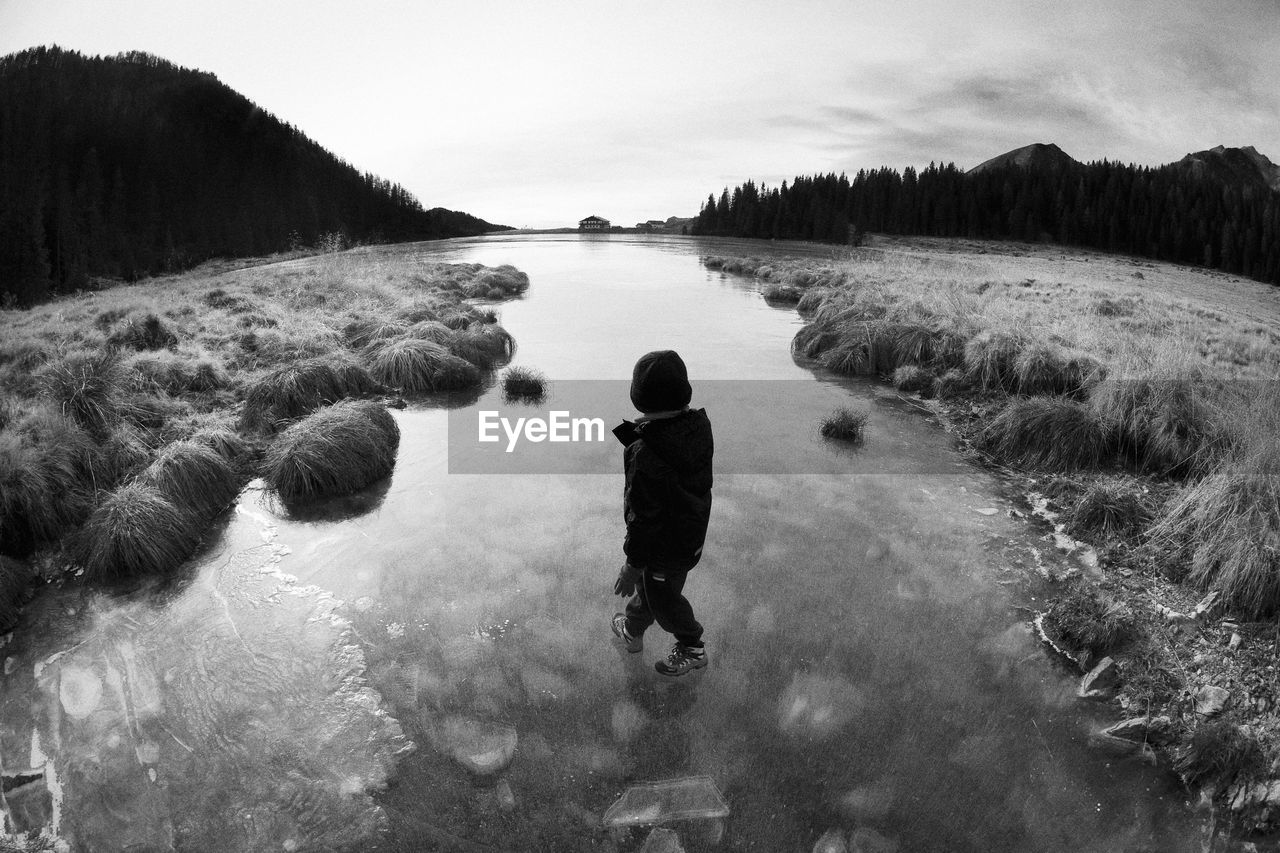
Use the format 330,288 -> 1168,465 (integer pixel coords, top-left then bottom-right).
777,672 -> 867,740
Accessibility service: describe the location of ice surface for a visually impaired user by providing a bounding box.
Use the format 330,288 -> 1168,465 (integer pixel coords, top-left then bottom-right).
602,776 -> 730,827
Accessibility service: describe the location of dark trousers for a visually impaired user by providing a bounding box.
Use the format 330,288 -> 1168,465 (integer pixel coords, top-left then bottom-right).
625,568 -> 703,647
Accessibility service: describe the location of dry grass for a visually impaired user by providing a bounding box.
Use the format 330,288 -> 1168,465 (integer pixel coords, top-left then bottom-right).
1044,580 -> 1139,659
502,366 -> 548,401
978,396 -> 1111,471
1175,720 -> 1266,790
262,400 -> 400,504
240,354 -> 382,433
366,338 -> 482,393
819,407 -> 869,442
0,251 -> 526,583
76,482 -> 200,580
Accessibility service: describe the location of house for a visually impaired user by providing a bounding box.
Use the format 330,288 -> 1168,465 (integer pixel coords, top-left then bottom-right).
578,215 -> 610,231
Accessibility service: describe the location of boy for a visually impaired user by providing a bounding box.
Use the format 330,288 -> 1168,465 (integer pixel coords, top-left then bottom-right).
610,350 -> 714,676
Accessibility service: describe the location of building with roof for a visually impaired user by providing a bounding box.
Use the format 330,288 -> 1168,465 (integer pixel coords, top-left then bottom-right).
578,215 -> 610,231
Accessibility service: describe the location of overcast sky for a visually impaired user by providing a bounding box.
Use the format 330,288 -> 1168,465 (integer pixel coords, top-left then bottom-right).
2,0 -> 1278,228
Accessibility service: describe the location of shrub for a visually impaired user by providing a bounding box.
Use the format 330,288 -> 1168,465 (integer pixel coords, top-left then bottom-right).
76,483 -> 199,580
933,369 -> 969,400
893,365 -> 934,396
819,407 -> 869,443
138,441 -> 240,519
1044,582 -> 1137,659
366,338 -> 482,393
107,313 -> 178,351
1153,457 -> 1280,619
1065,479 -> 1154,540
502,366 -> 547,401
240,354 -> 381,432
0,555 -> 28,629
1175,721 -> 1265,790
1090,376 -> 1220,476
37,351 -> 124,437
262,400 -> 400,504
978,396 -> 1110,471
964,330 -> 1027,393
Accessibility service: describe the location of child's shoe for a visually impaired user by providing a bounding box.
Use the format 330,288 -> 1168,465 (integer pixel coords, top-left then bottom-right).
655,643 -> 707,676
611,613 -> 643,653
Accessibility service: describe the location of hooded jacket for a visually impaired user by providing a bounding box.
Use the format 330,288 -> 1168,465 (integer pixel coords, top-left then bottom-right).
614,408 -> 714,570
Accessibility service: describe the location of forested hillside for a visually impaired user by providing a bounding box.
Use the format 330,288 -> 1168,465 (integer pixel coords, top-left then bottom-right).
692,149 -> 1280,285
0,46 -> 509,305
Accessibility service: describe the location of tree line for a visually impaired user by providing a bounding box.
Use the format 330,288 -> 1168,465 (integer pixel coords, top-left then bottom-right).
0,46 -> 507,306
692,159 -> 1280,284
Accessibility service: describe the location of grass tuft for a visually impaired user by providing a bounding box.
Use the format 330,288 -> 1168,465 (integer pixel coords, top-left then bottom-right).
502,366 -> 548,401
344,318 -> 408,349
137,440 -> 240,519
762,283 -> 803,303
240,354 -> 381,432
1175,720 -> 1265,790
979,396 -> 1110,471
964,330 -> 1027,393
819,407 -> 869,443
1090,376 -> 1220,476
107,313 -> 178,351
0,410 -> 95,555
262,400 -> 400,504
76,483 -> 199,580
367,338 -> 483,393
1044,581 -> 1138,659
892,365 -> 935,396
37,351 -> 124,437
1065,478 -> 1154,540
447,323 -> 516,369
933,368 -> 970,400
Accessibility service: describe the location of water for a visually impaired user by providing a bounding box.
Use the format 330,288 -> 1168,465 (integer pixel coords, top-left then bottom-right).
0,235 -> 1220,851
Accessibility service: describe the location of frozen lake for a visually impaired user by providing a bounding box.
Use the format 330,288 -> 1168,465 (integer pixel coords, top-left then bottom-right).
1,235 -> 1212,851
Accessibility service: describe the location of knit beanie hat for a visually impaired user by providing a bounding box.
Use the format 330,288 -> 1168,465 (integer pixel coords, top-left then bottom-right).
630,350 -> 692,413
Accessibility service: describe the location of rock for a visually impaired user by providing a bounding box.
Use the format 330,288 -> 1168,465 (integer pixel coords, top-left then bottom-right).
639,827 -> 686,853
777,672 -> 866,739
520,665 -> 572,707
813,828 -> 848,853
59,665 -> 104,718
1192,590 -> 1221,619
439,716 -> 517,776
1087,730 -> 1158,761
1100,715 -> 1173,745
1229,632 -> 1243,651
1077,657 -> 1120,700
849,826 -> 899,853
1194,685 -> 1230,717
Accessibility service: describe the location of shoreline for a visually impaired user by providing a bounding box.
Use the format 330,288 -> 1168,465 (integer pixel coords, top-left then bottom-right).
705,236 -> 1280,840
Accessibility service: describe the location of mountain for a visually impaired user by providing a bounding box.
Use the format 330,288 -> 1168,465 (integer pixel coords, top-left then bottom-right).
0,46 -> 510,306
1175,145 -> 1280,194
968,143 -> 1079,174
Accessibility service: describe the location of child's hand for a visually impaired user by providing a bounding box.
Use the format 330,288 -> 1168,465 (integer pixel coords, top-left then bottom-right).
613,563 -> 642,596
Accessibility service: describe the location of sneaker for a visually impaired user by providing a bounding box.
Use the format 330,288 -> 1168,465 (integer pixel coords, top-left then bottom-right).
612,613 -> 643,653
655,643 -> 707,677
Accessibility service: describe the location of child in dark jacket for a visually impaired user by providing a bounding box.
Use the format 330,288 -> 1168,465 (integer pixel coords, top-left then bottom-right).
611,350 -> 714,676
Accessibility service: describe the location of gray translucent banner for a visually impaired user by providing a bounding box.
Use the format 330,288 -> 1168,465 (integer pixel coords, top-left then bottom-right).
446,379 -> 969,475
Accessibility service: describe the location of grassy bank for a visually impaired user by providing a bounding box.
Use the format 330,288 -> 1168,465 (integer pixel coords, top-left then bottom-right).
0,250 -> 527,614
707,236 -> 1280,831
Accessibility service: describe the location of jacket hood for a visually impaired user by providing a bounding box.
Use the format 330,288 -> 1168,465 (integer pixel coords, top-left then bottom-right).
630,350 -> 692,413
